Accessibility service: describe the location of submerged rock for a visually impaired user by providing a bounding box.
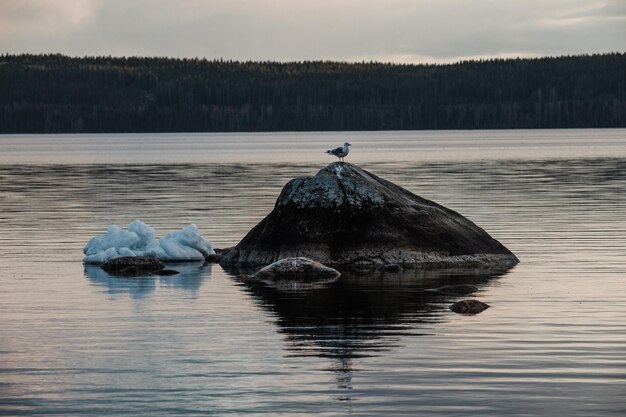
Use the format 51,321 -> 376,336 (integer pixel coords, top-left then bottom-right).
379,263 -> 402,272
253,257 -> 341,281
449,299 -> 490,315
101,256 -> 166,276
425,284 -> 479,296
221,162 -> 519,269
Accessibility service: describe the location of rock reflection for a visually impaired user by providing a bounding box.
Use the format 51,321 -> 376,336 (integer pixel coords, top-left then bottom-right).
84,262 -> 212,299
228,264 -> 513,393
230,264 -> 513,360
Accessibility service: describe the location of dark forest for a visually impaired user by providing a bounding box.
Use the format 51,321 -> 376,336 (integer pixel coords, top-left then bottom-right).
0,53 -> 624,133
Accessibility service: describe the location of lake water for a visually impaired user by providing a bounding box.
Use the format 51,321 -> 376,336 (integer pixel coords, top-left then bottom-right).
0,130 -> 625,416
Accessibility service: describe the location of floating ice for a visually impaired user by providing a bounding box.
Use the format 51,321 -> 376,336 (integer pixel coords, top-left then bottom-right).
83,220 -> 214,263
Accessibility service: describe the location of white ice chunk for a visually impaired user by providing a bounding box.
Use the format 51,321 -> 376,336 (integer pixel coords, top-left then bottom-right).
164,224 -> 213,258
83,225 -> 140,256
127,220 -> 156,249
140,241 -> 169,260
82,220 -> 214,264
118,247 -> 137,257
83,250 -> 108,264
105,247 -> 120,260
159,236 -> 205,261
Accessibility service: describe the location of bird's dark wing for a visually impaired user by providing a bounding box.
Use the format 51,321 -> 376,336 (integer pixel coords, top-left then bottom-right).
327,146 -> 343,155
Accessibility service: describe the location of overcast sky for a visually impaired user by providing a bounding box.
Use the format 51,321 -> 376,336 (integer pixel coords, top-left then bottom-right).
1,0 -> 624,63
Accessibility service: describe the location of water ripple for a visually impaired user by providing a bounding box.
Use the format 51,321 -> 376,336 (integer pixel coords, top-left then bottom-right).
1,132 -> 626,416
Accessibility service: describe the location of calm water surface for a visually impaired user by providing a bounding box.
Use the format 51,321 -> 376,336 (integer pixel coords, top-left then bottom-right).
0,130 -> 625,416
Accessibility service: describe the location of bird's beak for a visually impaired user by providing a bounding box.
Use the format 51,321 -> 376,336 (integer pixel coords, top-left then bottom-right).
348,143 -> 352,146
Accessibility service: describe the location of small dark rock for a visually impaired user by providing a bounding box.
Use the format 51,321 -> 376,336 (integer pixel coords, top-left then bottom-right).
379,263 -> 402,272
205,254 -> 221,263
426,284 -> 479,296
152,269 -> 180,276
101,256 -> 165,276
450,299 -> 490,315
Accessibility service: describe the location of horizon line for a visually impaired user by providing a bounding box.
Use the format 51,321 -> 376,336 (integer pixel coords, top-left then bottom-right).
3,51 -> 625,67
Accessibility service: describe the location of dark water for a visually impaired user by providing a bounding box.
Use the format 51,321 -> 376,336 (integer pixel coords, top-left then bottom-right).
1,130 -> 625,416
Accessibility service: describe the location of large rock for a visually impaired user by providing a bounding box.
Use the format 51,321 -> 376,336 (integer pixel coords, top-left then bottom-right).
221,162 -> 519,269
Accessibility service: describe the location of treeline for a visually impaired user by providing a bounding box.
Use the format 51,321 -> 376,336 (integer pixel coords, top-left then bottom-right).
0,53 -> 624,133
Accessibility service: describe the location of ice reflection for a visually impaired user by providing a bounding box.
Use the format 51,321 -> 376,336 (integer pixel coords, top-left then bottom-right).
84,262 -> 213,299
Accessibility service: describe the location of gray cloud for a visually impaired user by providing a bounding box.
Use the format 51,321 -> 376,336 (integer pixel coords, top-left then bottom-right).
0,0 -> 624,62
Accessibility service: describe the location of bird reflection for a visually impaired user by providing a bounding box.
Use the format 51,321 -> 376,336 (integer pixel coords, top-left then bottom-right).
84,261 -> 213,299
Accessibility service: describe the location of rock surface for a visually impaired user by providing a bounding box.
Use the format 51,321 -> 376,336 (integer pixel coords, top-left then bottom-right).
100,256 -> 166,276
253,257 -> 341,281
221,162 -> 519,269
449,299 -> 490,315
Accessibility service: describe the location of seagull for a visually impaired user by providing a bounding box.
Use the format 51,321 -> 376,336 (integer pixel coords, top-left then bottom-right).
326,142 -> 351,162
